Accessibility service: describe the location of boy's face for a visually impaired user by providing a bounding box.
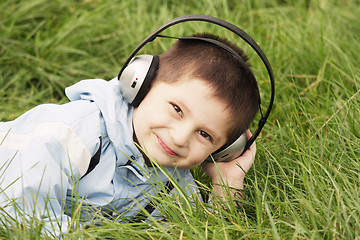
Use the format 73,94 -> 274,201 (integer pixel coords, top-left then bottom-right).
132,77 -> 234,169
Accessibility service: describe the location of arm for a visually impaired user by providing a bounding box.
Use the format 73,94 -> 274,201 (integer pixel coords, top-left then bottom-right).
0,101 -> 102,235
202,130 -> 256,201
0,136 -> 75,235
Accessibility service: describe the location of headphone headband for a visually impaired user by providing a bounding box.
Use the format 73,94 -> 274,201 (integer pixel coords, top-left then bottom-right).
118,15 -> 275,156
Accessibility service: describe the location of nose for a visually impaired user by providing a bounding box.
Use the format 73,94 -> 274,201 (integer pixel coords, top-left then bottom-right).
170,124 -> 192,148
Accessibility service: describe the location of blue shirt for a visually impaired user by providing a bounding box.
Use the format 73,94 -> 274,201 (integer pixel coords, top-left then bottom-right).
0,78 -> 198,234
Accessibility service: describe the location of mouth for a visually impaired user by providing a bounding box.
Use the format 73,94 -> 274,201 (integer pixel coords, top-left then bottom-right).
156,135 -> 178,157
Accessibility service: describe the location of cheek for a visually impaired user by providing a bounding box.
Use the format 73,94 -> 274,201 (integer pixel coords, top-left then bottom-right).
134,106 -> 171,136
182,155 -> 208,169
190,144 -> 213,161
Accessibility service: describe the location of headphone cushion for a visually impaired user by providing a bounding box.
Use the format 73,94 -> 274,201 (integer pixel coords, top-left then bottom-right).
119,54 -> 159,106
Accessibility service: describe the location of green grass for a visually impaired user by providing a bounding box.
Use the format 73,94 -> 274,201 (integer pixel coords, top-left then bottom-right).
1,0 -> 360,239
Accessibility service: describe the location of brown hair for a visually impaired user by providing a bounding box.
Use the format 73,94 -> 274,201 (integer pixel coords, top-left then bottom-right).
153,33 -> 260,145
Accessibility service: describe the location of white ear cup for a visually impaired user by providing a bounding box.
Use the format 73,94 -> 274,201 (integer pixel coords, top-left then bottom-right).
119,55 -> 154,104
206,131 -> 247,162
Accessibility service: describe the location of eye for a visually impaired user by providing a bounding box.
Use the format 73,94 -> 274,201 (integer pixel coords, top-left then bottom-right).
171,103 -> 183,117
197,130 -> 212,142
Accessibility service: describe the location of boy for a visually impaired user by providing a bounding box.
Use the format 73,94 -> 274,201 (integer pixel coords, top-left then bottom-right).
0,33 -> 258,234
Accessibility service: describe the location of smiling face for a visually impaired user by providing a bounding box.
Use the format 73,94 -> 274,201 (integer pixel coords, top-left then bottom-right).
132,77 -> 234,169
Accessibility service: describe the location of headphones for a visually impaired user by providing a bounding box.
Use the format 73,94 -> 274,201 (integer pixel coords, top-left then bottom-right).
117,15 -> 275,162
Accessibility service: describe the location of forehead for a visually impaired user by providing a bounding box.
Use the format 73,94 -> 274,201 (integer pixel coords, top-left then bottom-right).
152,77 -> 235,140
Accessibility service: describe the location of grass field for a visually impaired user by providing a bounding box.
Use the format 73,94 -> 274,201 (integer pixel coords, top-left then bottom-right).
1,0 -> 360,239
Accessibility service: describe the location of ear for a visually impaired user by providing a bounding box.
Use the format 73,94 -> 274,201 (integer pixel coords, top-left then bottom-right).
118,54 -> 159,107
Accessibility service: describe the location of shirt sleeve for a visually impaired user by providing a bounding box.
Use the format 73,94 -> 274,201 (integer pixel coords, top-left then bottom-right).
0,100 -> 102,234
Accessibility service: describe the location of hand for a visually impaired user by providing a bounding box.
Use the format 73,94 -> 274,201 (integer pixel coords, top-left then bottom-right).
202,130 -> 256,190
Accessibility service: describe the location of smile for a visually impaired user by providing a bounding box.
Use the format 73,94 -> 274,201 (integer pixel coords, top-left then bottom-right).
156,135 -> 178,156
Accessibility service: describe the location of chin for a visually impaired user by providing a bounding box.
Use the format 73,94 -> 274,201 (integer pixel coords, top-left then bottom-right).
151,156 -> 177,168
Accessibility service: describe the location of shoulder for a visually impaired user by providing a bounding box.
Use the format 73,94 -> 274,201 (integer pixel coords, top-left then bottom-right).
1,100 -> 104,155
8,101 -> 101,132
